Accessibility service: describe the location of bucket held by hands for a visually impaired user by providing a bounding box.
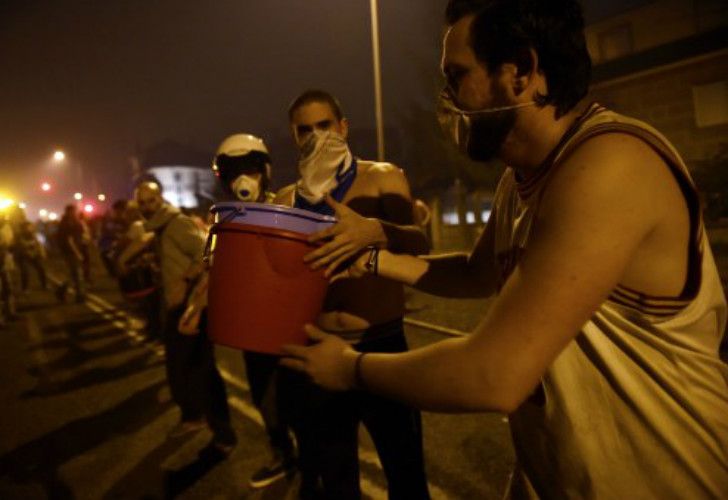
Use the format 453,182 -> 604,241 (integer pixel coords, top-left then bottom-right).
206,202 -> 335,354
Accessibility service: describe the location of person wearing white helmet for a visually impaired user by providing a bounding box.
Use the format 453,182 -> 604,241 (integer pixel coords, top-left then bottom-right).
212,133 -> 274,203
180,133 -> 297,488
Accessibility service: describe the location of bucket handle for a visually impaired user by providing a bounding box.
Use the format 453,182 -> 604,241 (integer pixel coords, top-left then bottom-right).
203,206 -> 245,264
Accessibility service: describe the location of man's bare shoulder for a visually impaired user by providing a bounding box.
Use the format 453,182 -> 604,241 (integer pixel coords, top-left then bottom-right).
539,131 -> 678,235
552,132 -> 674,196
357,160 -> 410,194
273,184 -> 296,206
358,159 -> 402,177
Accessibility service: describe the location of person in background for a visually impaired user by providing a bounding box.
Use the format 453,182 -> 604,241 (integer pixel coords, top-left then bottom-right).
180,133 -> 298,489
55,204 -> 87,303
16,221 -> 48,292
0,213 -> 18,325
116,200 -> 163,339
98,199 -> 128,278
77,211 -> 93,285
282,1 -> 728,498
133,182 -> 236,457
275,89 -> 431,499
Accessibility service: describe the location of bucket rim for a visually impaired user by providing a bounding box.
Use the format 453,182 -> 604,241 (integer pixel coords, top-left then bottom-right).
211,201 -> 336,225
212,221 -> 321,245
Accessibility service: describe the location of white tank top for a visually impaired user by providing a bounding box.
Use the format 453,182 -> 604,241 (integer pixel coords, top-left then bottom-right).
494,104 -> 728,499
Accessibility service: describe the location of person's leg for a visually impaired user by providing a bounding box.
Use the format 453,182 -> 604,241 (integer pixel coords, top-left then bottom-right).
137,290 -> 160,339
0,269 -> 13,319
283,372 -> 360,500
163,306 -> 203,423
195,312 -> 235,448
314,397 -> 360,500
81,245 -> 92,284
68,255 -> 84,301
358,325 -> 430,500
33,257 -> 48,290
243,350 -> 295,457
18,254 -> 29,291
277,368 -> 328,497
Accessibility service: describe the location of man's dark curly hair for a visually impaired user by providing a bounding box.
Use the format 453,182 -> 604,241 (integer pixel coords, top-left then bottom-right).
445,0 -> 591,118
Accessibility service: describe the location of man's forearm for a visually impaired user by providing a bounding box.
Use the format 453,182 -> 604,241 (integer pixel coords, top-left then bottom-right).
354,336 -> 508,413
380,221 -> 430,255
378,251 -> 496,298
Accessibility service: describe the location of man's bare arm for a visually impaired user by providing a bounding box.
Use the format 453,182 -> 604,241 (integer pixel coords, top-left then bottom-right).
305,165 -> 429,275
341,210 -> 499,298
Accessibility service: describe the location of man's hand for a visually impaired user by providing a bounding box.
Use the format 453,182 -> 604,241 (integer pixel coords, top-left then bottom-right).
328,248 -> 375,284
304,195 -> 386,277
178,303 -> 202,335
280,324 -> 359,391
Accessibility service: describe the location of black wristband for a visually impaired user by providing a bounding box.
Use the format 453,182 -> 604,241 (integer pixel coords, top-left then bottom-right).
354,351 -> 368,390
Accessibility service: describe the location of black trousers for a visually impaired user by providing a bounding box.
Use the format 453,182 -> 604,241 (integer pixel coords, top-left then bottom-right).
280,319 -> 430,500
243,350 -> 295,459
163,307 -> 236,446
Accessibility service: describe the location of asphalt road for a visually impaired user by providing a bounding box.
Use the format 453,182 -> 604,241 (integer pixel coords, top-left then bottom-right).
0,260 -> 514,499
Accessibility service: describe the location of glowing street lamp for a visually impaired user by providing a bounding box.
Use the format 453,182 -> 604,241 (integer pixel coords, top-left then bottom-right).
41,182 -> 52,192
97,193 -> 106,202
83,203 -> 94,214
39,209 -> 48,218
74,192 -> 83,201
48,212 -> 58,221
19,202 -> 27,209
53,150 -> 66,162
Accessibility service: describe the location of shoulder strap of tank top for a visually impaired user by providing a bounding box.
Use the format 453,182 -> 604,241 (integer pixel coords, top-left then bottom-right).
552,110 -> 704,303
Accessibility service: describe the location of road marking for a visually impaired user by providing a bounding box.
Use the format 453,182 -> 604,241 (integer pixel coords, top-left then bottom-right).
404,317 -> 468,337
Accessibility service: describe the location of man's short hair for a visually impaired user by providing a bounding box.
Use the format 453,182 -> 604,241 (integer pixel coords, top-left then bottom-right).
288,89 -> 344,122
445,0 -> 591,118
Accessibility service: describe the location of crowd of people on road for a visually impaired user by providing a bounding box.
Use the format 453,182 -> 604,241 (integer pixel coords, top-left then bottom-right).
4,0 -> 727,498
0,204 -> 49,326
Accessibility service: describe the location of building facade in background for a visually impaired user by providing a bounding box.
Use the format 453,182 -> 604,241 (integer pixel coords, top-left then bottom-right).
586,0 -> 728,219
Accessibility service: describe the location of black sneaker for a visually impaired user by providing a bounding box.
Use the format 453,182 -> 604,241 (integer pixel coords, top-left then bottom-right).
249,457 -> 296,489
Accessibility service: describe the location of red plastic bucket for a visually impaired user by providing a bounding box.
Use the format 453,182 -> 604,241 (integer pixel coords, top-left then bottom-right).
207,221 -> 329,354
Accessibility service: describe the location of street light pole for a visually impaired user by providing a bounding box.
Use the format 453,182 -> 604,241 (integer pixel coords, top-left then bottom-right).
369,0 -> 385,161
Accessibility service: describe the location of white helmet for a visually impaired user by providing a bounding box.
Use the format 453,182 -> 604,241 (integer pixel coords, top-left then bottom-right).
212,133 -> 272,201
215,133 -> 269,158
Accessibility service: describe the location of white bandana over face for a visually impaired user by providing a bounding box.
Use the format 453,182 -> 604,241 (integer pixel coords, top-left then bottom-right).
295,130 -> 353,204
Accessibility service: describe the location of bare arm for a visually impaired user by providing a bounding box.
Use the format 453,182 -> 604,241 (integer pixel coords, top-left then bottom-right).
305,165 -> 429,275
342,210 -> 499,298
283,134 -> 676,412
117,233 -> 153,270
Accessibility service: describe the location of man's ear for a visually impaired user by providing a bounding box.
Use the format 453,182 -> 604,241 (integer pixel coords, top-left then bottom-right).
504,47 -> 539,98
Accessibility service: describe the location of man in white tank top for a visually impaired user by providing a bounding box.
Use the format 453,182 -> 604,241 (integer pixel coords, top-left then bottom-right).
281,1 -> 728,497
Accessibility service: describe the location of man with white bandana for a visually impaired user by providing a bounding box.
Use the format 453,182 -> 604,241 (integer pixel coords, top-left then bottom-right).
274,89 -> 431,499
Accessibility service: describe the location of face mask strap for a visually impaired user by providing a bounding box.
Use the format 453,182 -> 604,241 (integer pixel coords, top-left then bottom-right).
440,88 -> 535,115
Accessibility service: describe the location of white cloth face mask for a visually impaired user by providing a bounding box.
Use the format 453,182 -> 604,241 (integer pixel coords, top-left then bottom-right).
231,174 -> 261,202
296,130 -> 353,204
